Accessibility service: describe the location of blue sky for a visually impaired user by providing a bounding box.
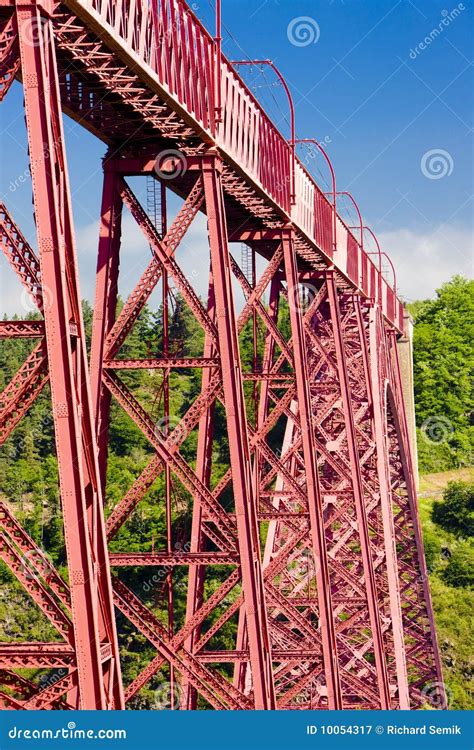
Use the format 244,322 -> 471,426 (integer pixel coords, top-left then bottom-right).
1,0 -> 472,313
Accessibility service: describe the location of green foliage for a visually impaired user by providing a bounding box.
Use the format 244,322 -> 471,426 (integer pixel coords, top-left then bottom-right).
432,481 -> 474,538
409,276 -> 474,473
429,576 -> 474,709
419,480 -> 474,708
421,524 -> 442,572
0,290 -> 237,706
441,542 -> 474,589
1,275 -> 473,708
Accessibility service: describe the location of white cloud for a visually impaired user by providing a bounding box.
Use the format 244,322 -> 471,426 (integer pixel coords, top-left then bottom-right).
2,217 -> 471,319
75,210 -> 250,311
75,210 -> 213,306
377,225 -> 473,302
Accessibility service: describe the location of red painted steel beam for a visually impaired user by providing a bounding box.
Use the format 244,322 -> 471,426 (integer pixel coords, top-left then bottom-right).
326,272 -> 391,708
0,0 -> 444,712
367,306 -> 410,708
0,199 -> 42,306
201,151 -> 276,710
89,165 -> 122,493
0,340 -> 48,444
14,0 -> 123,709
183,272 -> 218,710
386,327 -> 446,708
281,228 -> 342,709
0,13 -> 19,101
0,320 -> 44,337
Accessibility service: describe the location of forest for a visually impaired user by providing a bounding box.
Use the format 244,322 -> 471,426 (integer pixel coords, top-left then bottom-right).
0,274 -> 472,709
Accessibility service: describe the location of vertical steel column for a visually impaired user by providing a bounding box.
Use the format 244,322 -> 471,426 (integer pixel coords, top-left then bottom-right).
255,274 -> 281,566
183,271 -> 217,710
16,1 -> 123,709
387,329 -> 446,708
281,229 -> 342,709
251,247 -> 258,423
201,151 -> 276,710
326,274 -> 391,708
161,193 -> 175,708
90,162 -> 122,492
233,271 -> 280,694
368,307 -> 410,708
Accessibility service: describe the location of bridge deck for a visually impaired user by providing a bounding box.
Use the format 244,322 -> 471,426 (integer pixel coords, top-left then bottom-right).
12,0 -> 404,331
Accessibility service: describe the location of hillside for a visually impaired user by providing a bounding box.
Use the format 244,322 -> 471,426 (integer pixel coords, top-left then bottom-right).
0,275 -> 472,708
409,276 -> 474,473
417,469 -> 474,709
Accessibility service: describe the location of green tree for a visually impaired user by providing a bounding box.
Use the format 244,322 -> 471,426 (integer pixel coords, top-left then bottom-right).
442,541 -> 474,589
409,276 -> 474,472
432,481 -> 474,538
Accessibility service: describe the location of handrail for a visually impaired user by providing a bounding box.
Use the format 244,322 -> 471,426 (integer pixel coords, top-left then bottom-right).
362,226 -> 397,299
362,226 -> 383,301
381,252 -> 397,299
231,60 -> 296,205
214,0 -> 222,122
69,0 -> 404,332
296,139 -> 337,254
363,226 -> 382,273
338,192 -> 363,249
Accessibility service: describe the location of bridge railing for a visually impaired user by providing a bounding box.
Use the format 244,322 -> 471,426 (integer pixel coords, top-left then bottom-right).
74,0 -> 403,332
220,58 -> 291,212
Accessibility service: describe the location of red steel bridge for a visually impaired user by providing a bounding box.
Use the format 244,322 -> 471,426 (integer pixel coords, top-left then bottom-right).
0,0 -> 446,710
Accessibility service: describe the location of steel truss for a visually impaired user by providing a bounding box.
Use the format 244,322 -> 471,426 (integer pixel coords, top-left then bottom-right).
0,0 -> 445,711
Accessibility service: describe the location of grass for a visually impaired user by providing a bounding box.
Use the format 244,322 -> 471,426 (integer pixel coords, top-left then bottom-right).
419,467 -> 474,495
418,468 -> 473,710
